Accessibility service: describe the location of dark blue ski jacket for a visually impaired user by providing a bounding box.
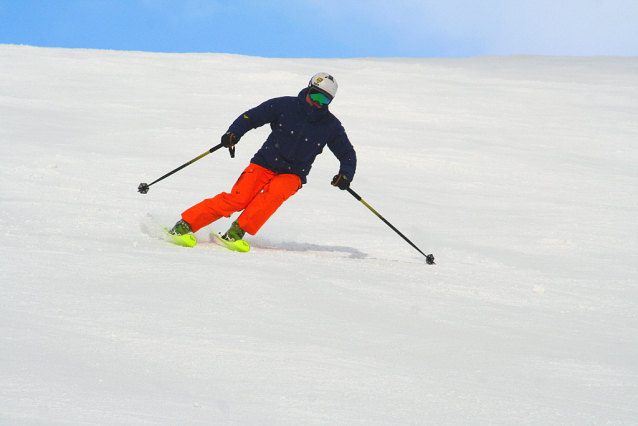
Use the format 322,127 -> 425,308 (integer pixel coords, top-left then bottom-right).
227,88 -> 356,185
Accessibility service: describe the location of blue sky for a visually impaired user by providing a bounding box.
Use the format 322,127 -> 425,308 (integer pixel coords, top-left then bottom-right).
1,0 -> 637,57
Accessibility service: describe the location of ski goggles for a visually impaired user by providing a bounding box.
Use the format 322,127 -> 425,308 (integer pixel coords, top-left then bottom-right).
308,87 -> 333,106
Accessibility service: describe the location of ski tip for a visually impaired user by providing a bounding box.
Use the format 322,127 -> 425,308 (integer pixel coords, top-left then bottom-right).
234,239 -> 251,252
180,235 -> 198,247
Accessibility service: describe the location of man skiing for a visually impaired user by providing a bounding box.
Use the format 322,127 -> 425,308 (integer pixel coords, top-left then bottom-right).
168,72 -> 357,243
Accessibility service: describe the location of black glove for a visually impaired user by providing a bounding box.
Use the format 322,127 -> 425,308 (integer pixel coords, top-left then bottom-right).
221,132 -> 240,158
221,131 -> 240,147
331,173 -> 350,190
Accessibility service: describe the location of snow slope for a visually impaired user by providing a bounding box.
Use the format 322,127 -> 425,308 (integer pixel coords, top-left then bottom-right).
1,44 -> 637,425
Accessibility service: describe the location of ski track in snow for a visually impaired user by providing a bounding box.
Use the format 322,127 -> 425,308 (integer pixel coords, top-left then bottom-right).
1,45 -> 637,425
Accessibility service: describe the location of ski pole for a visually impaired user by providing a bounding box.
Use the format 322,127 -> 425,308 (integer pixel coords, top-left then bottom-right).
346,188 -> 435,265
138,143 -> 224,194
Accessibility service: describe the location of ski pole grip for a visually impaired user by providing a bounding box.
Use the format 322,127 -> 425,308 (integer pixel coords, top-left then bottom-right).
347,187 -> 362,201
209,143 -> 224,153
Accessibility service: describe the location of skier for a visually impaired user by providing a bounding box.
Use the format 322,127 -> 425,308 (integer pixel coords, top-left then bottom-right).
168,73 -> 357,242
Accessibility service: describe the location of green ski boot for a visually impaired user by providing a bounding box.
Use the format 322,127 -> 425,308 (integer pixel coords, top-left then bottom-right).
222,221 -> 246,241
169,219 -> 192,236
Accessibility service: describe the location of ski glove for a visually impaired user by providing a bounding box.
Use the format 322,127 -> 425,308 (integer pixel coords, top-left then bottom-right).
331,174 -> 350,190
221,132 -> 240,158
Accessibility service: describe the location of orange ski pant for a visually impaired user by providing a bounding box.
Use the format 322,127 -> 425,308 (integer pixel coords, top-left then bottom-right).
181,163 -> 302,235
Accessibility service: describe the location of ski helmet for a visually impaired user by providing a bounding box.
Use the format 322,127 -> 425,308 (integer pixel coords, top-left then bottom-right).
308,73 -> 338,101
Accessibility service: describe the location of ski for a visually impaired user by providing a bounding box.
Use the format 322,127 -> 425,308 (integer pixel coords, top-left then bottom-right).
161,226 -> 197,247
211,232 -> 251,252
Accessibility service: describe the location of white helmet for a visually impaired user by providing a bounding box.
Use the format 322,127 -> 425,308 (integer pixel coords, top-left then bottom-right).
308,72 -> 338,100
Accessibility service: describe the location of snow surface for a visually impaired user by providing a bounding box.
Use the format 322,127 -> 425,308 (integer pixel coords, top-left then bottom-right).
1,44 -> 637,425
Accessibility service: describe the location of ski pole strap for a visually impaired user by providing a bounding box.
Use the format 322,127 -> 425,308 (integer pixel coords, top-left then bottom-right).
346,188 -> 435,265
